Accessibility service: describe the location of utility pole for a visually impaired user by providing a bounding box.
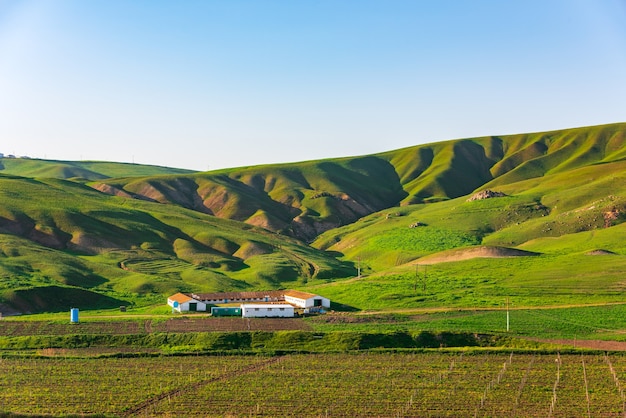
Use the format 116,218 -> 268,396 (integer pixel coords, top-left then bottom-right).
357,256 -> 361,279
506,297 -> 510,332
414,264 -> 428,292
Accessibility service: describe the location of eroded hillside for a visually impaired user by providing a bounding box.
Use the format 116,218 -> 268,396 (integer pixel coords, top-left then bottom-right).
91,123 -> 626,241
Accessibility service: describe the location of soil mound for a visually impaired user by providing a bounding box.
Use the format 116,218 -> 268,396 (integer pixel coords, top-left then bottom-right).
417,246 -> 540,264
467,190 -> 507,201
585,249 -> 617,256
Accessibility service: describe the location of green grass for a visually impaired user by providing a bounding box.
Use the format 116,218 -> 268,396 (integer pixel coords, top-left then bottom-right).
0,157 -> 195,180
308,304 -> 626,342
305,248 -> 626,312
2,122 -> 626,319
0,175 -> 354,313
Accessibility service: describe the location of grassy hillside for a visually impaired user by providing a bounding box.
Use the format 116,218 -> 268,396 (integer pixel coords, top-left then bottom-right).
0,122 -> 625,315
90,123 -> 626,243
308,157 -> 626,310
90,156 -> 408,241
0,157 -> 195,180
0,175 -> 353,314
314,158 -> 626,266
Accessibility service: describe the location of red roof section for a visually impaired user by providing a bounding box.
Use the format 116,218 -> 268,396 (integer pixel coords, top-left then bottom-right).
190,290 -> 324,303
168,293 -> 194,303
283,290 -> 319,300
192,291 -> 284,301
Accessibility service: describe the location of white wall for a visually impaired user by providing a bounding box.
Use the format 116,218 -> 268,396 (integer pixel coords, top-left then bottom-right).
241,304 -> 294,318
168,298 -> 207,312
284,295 -> 330,309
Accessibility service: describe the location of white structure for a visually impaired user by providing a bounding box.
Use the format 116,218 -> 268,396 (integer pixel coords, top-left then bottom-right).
192,291 -> 283,305
283,290 -> 330,309
192,290 -> 331,310
169,289 -> 331,314
167,293 -> 207,313
241,303 -> 294,318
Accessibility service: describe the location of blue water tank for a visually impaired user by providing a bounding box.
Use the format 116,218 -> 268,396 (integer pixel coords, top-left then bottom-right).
70,308 -> 79,323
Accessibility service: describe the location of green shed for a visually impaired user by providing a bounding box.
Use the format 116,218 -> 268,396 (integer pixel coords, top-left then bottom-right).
211,307 -> 242,317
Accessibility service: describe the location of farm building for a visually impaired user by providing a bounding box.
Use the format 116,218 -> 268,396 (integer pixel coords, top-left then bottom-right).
192,290 -> 330,309
167,293 -> 207,313
241,303 -> 295,318
283,290 -> 330,309
210,306 -> 242,317
192,291 -> 284,305
167,290 -> 331,313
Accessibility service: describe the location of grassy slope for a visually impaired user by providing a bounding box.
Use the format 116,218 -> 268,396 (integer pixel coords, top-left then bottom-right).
89,123 -> 626,244
1,122 -> 625,315
0,175 -> 353,313
0,158 -> 195,180
308,156 -> 626,310
90,156 -> 407,241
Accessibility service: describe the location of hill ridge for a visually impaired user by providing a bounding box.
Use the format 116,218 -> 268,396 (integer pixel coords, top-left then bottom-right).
88,122 -> 626,241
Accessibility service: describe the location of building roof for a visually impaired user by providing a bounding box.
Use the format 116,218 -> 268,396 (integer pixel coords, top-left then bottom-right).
283,290 -> 320,300
192,290 -> 284,301
168,293 -> 195,303
187,289 -> 327,307
241,303 -> 294,309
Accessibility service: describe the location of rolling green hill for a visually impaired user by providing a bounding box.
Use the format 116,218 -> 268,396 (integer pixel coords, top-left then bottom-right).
0,158 -> 195,180
90,123 -> 626,242
0,122 -> 625,314
0,175 -> 353,314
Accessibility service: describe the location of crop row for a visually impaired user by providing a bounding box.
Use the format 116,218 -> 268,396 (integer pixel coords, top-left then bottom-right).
0,355 -> 264,415
2,353 -> 626,416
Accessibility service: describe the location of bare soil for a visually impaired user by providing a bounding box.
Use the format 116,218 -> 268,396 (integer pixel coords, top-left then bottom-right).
531,338 -> 626,351
416,245 -> 540,264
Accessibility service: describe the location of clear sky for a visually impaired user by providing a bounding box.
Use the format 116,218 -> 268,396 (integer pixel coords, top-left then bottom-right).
1,0 -> 625,171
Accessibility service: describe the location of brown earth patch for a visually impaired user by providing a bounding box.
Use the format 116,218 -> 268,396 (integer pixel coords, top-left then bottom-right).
466,190 -> 507,201
586,249 -> 617,255
310,313 -> 401,324
416,246 -> 540,264
90,183 -> 135,199
531,338 -> 626,351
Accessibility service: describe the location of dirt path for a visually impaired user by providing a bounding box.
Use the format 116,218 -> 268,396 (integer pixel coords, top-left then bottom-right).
121,355 -> 285,416
531,338 -> 626,351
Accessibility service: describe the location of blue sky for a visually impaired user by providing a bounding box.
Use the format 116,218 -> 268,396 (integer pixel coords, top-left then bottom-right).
1,0 -> 625,171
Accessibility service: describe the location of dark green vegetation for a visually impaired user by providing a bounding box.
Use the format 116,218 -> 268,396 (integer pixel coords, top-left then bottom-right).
1,122 -> 625,316
3,352 -> 626,417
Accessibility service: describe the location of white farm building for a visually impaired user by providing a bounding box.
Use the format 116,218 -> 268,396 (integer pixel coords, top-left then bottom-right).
167,293 -> 207,313
282,290 -> 330,309
241,303 -> 295,318
167,290 -> 330,315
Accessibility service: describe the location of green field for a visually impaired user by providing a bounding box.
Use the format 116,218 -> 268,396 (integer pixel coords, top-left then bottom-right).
2,352 -> 626,417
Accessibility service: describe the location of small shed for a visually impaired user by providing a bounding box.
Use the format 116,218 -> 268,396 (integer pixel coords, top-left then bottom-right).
211,306 -> 242,317
283,290 -> 330,309
241,303 -> 294,318
167,293 -> 207,313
